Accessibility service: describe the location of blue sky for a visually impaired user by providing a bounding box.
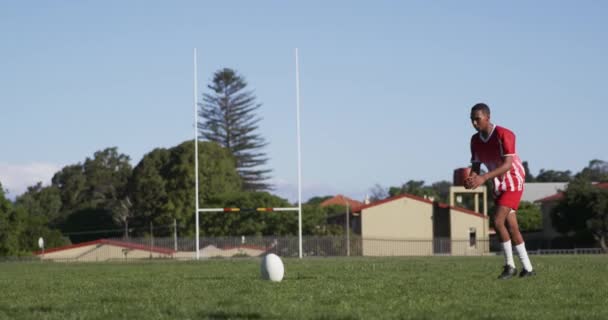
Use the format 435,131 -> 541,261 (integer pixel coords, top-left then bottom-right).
1,1 -> 607,202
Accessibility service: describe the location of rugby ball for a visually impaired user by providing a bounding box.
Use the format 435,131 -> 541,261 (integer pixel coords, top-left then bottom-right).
261,253 -> 284,282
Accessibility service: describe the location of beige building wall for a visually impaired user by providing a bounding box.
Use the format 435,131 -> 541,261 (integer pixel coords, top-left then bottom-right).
40,244 -> 267,261
80,245 -> 172,261
201,245 -> 266,258
362,197 -> 433,256
360,195 -> 490,256
41,244 -> 173,262
42,244 -> 98,260
449,209 -> 489,255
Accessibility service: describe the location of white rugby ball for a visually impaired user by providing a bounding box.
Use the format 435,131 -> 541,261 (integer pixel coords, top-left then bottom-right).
260,253 -> 284,282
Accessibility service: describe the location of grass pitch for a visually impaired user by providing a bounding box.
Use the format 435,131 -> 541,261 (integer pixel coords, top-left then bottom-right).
0,255 -> 607,319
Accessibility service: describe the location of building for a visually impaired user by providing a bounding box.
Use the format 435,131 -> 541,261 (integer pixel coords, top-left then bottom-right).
36,239 -> 177,262
534,182 -> 608,243
521,182 -> 568,202
35,238 -> 270,261
320,194 -> 364,209
320,194 -> 365,234
355,193 -> 489,256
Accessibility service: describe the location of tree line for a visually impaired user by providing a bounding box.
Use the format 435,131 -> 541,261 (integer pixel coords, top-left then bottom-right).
0,68 -> 333,256
1,149 -> 606,256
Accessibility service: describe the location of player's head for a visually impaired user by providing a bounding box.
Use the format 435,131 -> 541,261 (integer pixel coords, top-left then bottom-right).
470,103 -> 491,132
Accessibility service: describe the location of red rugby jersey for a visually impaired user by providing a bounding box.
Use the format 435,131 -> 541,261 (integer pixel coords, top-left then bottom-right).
470,125 -> 525,193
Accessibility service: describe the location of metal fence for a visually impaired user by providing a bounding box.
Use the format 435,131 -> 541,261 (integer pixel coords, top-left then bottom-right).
33,236 -> 488,262
110,236 -> 493,258
528,248 -> 605,255
8,236 -> 606,262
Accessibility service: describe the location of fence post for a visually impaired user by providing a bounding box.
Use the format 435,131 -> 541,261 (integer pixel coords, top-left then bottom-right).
149,222 -> 154,259
174,219 -> 178,252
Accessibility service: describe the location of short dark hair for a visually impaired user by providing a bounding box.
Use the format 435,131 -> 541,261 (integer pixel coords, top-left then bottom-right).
471,103 -> 491,115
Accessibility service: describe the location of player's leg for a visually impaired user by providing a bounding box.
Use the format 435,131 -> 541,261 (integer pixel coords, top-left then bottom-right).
495,205 -> 517,279
506,211 -> 535,276
506,210 -> 524,245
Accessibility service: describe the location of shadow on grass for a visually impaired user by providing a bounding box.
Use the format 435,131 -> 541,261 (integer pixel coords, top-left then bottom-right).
0,305 -> 54,318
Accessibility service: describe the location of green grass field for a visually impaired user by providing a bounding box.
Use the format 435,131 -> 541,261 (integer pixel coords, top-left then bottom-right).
1,255 -> 607,320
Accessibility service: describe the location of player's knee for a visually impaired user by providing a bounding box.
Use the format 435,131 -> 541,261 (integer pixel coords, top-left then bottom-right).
494,219 -> 506,230
509,224 -> 520,234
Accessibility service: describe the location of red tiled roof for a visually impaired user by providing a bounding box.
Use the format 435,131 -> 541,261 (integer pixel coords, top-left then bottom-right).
596,182 -> 608,189
535,192 -> 565,203
320,194 -> 364,210
34,239 -> 176,256
355,193 -> 487,219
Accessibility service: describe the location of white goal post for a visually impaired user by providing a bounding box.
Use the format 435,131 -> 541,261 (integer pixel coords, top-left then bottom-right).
193,48 -> 304,259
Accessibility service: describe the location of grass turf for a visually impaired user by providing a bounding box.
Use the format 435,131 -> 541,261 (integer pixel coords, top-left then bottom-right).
0,255 -> 607,319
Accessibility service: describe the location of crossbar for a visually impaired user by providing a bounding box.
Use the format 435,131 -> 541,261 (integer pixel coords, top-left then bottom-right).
198,207 -> 299,213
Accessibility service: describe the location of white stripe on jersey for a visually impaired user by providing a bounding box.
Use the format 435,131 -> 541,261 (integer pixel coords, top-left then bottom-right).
513,160 -> 526,190
506,171 -> 515,191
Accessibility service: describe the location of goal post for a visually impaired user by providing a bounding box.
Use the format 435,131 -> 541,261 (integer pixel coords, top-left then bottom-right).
193,48 -> 304,259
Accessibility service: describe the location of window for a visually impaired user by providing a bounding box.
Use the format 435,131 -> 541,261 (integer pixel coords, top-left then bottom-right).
469,228 -> 477,247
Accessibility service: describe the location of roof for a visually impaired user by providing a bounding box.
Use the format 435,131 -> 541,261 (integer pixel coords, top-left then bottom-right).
35,239 -> 176,256
320,194 -> 364,210
355,193 -> 487,219
535,192 -> 565,203
535,182 -> 608,203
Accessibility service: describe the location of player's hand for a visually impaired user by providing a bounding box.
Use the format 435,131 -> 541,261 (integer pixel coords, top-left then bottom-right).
464,177 -> 473,189
465,175 -> 486,189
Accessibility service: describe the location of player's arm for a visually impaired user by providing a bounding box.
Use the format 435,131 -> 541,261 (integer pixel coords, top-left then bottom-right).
468,129 -> 517,189
477,156 -> 513,184
467,156 -> 512,188
465,162 -> 482,189
470,162 -> 481,176
475,128 -> 517,186
465,138 -> 482,189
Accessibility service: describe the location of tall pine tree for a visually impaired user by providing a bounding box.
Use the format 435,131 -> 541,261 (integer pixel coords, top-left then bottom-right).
199,68 -> 271,191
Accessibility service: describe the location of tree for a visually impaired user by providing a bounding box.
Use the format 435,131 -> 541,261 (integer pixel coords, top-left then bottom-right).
535,169 -> 572,182
576,159 -> 608,182
522,161 -> 536,182
389,180 -> 438,200
306,196 -> 333,206
15,210 -> 67,253
430,181 -> 452,204
0,182 -> 19,255
51,164 -> 87,214
81,147 -> 132,208
199,68 -> 271,191
515,201 -> 542,231
50,147 -> 133,242
304,204 -> 345,236
128,141 -> 242,237
203,191 -> 292,236
13,183 -> 68,253
368,184 -> 388,202
15,183 -> 62,226
551,178 -> 608,251
0,182 -> 10,213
